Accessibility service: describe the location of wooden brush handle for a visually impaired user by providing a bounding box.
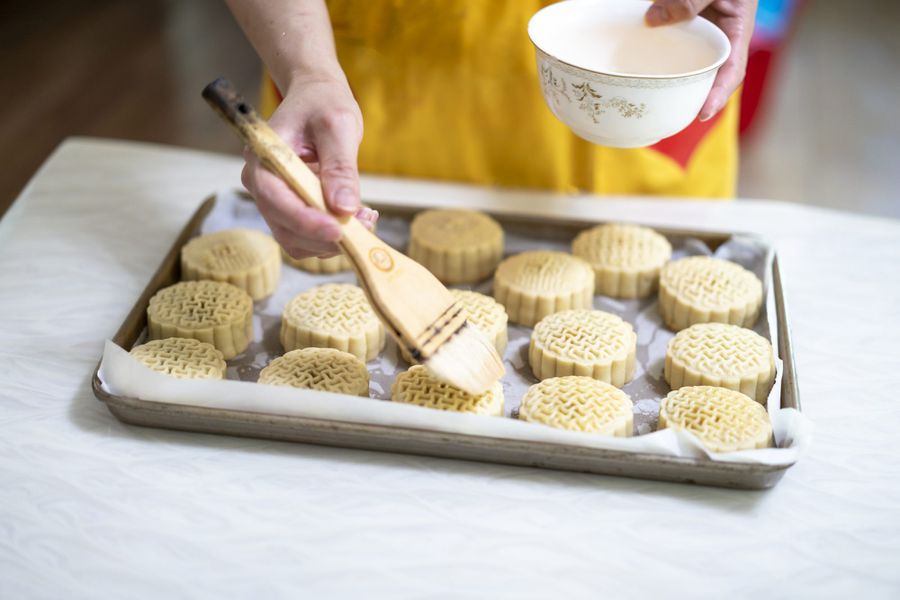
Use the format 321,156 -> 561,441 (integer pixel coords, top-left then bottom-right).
202,77 -> 341,220
202,78 -> 391,276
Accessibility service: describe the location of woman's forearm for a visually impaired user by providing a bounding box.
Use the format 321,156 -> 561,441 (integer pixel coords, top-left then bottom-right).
225,0 -> 367,258
225,0 -> 346,92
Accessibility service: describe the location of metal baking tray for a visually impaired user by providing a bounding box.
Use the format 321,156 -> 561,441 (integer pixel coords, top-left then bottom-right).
93,194 -> 800,489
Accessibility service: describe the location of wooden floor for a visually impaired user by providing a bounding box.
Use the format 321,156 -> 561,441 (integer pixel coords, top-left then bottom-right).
0,0 -> 260,216
1,0 -> 897,218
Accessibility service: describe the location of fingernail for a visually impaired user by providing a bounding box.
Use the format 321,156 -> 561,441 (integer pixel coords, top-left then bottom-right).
646,4 -> 669,24
699,105 -> 717,122
333,188 -> 357,213
359,207 -> 378,223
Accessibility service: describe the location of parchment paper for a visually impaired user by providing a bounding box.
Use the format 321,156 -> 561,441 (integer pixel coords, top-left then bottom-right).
100,190 -> 811,465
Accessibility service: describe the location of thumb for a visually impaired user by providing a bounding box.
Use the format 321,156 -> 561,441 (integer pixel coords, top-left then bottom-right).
312,110 -> 362,216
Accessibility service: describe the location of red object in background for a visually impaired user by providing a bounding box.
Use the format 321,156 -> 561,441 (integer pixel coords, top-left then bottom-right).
738,0 -> 807,139
649,111 -> 722,169
740,44 -> 775,136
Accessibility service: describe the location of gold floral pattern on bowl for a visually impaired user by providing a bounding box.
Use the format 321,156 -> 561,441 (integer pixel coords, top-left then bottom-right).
540,64 -> 647,124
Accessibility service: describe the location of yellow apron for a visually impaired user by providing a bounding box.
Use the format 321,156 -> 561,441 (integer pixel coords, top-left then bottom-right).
260,0 -> 738,198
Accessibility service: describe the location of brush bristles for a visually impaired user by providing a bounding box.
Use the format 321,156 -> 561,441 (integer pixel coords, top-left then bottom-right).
424,322 -> 505,395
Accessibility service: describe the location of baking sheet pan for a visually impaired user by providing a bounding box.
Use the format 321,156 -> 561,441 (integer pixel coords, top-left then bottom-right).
94,191 -> 803,489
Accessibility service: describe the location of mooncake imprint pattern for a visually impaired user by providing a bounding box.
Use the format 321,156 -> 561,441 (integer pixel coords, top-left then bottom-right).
280,283 -> 385,361
529,309 -> 636,386
518,376 -> 633,436
147,280 -> 254,359
572,223 -> 672,298
407,209 -> 504,284
665,323 -> 775,403
399,289 -> 508,364
659,386 -> 773,452
494,250 -> 594,326
258,348 -> 369,396
658,256 -> 763,331
391,365 -> 504,416
129,338 -> 226,380
181,228 -> 281,300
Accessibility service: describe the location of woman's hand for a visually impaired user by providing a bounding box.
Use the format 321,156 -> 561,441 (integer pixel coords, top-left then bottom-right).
645,0 -> 758,121
241,74 -> 377,259
224,1 -> 374,257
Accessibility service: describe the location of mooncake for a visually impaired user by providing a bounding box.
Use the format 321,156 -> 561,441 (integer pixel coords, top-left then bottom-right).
390,365 -> 504,416
658,256 -> 763,331
147,280 -> 254,359
399,289 -> 508,363
258,348 -> 369,396
282,217 -> 377,274
665,323 -> 775,403
493,250 -> 594,327
518,376 -> 633,436
280,283 -> 385,361
529,309 -> 636,386
658,386 -> 773,452
181,228 -> 281,300
407,209 -> 504,284
129,338 -> 226,380
571,223 -> 672,298
282,251 -> 352,274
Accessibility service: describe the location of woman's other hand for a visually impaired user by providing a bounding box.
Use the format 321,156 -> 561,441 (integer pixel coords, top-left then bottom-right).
645,0 -> 758,121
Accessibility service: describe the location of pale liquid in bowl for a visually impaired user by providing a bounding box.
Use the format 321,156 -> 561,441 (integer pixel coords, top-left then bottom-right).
545,22 -> 720,76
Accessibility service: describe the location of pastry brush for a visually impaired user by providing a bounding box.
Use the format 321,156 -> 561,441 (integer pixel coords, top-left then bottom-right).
202,77 -> 505,395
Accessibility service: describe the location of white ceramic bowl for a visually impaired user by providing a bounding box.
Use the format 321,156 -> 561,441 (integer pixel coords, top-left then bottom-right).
528,0 -> 730,147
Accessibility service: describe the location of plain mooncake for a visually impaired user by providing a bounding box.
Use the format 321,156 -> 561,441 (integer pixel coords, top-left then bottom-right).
665,323 -> 775,403
659,386 -> 773,452
280,283 -> 385,361
147,281 -> 254,359
283,250 -> 352,274
493,250 -> 594,327
571,223 -> 672,298
518,376 -> 633,436
258,348 -> 369,396
282,216 -> 377,274
529,309 -> 636,386
399,289 -> 508,363
658,256 -> 763,331
391,365 -> 504,416
407,209 -> 504,284
181,228 -> 281,300
129,338 -> 226,380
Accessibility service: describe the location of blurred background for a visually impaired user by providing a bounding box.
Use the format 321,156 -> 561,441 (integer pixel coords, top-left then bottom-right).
1,0 -> 897,218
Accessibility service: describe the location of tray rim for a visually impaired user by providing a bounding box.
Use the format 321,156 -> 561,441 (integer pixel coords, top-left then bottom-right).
92,192 -> 801,489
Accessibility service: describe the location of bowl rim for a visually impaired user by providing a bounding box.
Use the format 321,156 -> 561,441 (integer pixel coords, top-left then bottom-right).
527,0 -> 732,80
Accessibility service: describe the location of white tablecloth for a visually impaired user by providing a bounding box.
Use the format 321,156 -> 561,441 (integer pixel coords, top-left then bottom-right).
1,138 -> 898,598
